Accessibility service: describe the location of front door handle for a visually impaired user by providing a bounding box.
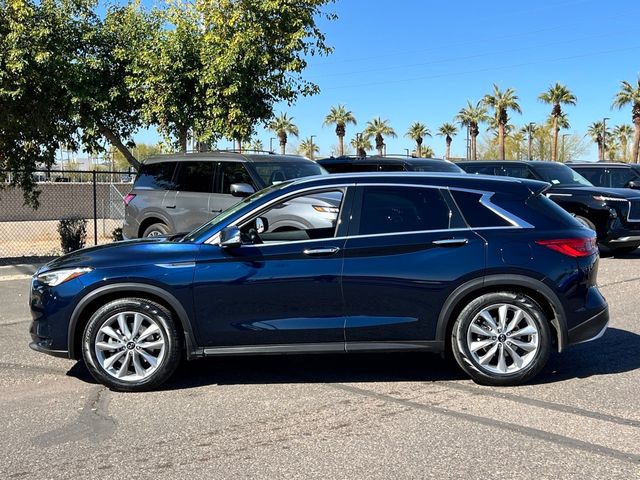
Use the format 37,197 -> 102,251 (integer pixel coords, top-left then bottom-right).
432,238 -> 468,247
165,205 -> 176,209
211,209 -> 222,213
303,247 -> 340,256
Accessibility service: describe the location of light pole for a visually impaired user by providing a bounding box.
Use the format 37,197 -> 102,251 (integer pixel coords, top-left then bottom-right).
404,148 -> 410,157
465,125 -> 470,160
309,135 -> 316,160
528,122 -> 536,160
602,117 -> 610,161
561,134 -> 570,162
269,137 -> 275,153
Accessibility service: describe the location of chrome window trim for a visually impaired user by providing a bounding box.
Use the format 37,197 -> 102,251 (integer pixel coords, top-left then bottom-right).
204,182 -> 533,246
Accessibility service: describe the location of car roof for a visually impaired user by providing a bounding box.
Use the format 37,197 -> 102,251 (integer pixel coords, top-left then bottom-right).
456,160 -> 568,167
141,151 -> 314,165
568,162 -> 639,168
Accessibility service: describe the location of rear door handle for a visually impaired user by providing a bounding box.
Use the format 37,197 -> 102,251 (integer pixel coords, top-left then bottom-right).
303,247 -> 340,256
432,238 -> 468,247
211,209 -> 222,213
165,205 -> 176,209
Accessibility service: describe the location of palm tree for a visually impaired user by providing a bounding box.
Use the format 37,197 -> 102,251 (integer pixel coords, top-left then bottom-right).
586,122 -> 609,161
323,105 -> 357,157
539,83 -> 577,162
249,139 -> 264,151
268,113 -> 299,154
613,124 -> 634,162
613,77 -> 640,163
482,84 -> 521,160
457,101 -> 489,160
418,145 -> 435,158
297,137 -> 320,159
405,122 -> 431,157
364,117 -> 396,156
350,135 -> 372,157
437,123 -> 457,160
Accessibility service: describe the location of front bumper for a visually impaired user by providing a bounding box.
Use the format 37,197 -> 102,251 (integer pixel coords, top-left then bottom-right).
567,306 -> 609,345
29,338 -> 70,359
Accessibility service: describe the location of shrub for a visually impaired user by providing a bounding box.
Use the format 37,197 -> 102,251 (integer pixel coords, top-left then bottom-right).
111,227 -> 123,242
57,218 -> 87,253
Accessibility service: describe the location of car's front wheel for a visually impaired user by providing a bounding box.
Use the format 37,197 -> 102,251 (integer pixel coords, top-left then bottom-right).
451,292 -> 551,386
82,298 -> 181,392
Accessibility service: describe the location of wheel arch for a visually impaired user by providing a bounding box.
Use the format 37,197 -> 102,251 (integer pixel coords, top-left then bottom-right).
436,274 -> 568,352
68,283 -> 198,360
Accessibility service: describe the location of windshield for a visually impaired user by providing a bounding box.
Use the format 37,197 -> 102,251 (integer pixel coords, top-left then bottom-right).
412,162 -> 463,173
181,181 -> 292,242
534,163 -> 593,187
252,162 -> 326,186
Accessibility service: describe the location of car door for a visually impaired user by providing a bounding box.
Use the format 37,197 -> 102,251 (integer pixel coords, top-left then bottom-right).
342,184 -> 486,348
192,186 -> 354,348
171,161 -> 216,232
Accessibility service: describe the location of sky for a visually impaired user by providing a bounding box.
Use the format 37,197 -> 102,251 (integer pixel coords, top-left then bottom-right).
135,0 -> 640,160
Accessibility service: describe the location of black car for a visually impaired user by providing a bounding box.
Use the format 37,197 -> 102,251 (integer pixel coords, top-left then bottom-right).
30,172 -> 607,390
569,162 -> 640,190
458,161 -> 640,254
317,155 -> 464,173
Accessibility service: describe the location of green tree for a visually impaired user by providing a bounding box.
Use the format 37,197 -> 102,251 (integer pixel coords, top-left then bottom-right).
437,123 -> 457,160
248,139 -> 264,152
482,84 -> 521,161
323,105 -> 356,157
457,101 -> 489,160
416,145 -> 434,158
612,77 -> 640,163
405,122 -> 431,157
110,143 -> 164,170
297,137 -> 320,159
586,122 -> 609,161
350,135 -> 372,157
538,82 -> 577,162
268,113 -> 299,154
364,117 -> 396,156
613,124 -> 634,162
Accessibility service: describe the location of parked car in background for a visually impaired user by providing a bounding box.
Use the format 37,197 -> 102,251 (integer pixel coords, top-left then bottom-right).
317,155 -> 464,173
569,162 -> 640,190
458,160 -> 640,254
30,172 -> 608,391
122,151 -> 327,238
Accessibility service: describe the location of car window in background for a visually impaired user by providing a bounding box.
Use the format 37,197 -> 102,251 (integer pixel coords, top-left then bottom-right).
252,162 -> 325,185
412,162 -> 463,173
173,161 -> 215,193
608,168 -> 638,188
462,165 -> 496,175
358,186 -> 455,235
134,162 -> 177,189
217,162 -> 256,193
534,163 -> 592,187
574,167 -> 604,186
498,165 -> 538,180
378,164 -> 405,171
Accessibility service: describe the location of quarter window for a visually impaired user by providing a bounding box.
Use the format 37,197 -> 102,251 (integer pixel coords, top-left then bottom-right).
134,162 -> 177,190
358,186 -> 455,235
449,190 -> 512,228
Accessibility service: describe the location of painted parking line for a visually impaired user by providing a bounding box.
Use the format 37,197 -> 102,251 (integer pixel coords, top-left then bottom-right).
0,274 -> 32,282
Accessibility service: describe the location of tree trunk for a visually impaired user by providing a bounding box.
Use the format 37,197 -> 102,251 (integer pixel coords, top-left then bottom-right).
551,117 -> 558,162
632,121 -> 640,164
178,127 -> 188,153
338,135 -> 344,156
279,132 -> 287,155
598,140 -> 603,161
98,125 -> 140,170
621,137 -> 628,162
235,138 -> 242,152
375,134 -> 384,156
445,137 -> 452,160
498,123 -> 505,160
471,133 -> 477,160
416,138 -> 423,157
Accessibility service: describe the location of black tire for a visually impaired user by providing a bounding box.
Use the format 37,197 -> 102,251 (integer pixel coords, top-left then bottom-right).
450,292 -> 551,386
143,222 -> 170,238
574,215 -> 596,232
82,298 -> 181,392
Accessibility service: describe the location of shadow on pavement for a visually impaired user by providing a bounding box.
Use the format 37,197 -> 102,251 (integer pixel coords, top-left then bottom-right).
65,327 -> 640,391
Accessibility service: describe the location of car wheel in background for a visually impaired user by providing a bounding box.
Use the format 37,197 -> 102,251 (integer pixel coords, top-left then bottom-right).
143,222 -> 170,237
451,292 -> 551,386
82,298 -> 181,392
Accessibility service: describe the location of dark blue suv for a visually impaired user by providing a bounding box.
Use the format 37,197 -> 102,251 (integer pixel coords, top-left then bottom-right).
29,173 -> 608,391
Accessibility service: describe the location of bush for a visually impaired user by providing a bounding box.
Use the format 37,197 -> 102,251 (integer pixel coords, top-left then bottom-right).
57,218 -> 87,253
111,227 -> 123,242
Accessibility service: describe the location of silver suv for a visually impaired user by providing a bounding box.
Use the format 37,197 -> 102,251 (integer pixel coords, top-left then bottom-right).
123,151 -> 327,238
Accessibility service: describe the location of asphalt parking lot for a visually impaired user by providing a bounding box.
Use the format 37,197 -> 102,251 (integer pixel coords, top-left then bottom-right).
0,255 -> 639,479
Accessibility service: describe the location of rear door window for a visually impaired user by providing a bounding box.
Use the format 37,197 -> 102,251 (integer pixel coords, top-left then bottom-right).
356,186 -> 459,235
134,162 -> 177,190
576,167 -> 605,186
216,162 -> 256,194
462,165 -> 496,175
173,161 -> 215,193
608,168 -> 637,188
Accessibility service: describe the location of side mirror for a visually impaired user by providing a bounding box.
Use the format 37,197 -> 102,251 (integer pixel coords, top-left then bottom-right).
230,183 -> 255,198
219,226 -> 242,248
626,180 -> 640,190
255,216 -> 268,234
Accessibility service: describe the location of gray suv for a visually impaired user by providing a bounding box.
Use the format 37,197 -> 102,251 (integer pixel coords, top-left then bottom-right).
123,151 -> 327,238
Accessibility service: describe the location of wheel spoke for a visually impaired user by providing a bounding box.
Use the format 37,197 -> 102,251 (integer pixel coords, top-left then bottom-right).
132,352 -> 146,377
505,343 -> 523,368
497,305 -> 508,332
103,350 -> 126,370
479,311 -> 498,333
100,326 -> 122,341
117,313 -> 131,339
510,325 -> 537,338
137,324 -> 160,342
510,338 -> 537,352
95,341 -> 122,351
470,338 -> 495,352
478,343 -> 499,365
138,339 -> 164,351
470,323 -> 492,337
116,352 -> 132,378
132,313 -> 143,338
497,346 -> 507,373
505,309 -> 523,333
137,348 -> 158,368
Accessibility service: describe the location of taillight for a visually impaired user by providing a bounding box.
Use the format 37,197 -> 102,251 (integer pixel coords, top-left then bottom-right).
123,193 -> 136,206
535,237 -> 597,257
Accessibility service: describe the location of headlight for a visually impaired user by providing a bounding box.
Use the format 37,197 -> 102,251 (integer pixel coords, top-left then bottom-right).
592,195 -> 627,202
36,267 -> 93,286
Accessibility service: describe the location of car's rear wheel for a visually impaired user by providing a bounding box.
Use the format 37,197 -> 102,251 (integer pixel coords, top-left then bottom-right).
143,222 -> 169,238
82,298 -> 181,392
451,292 -> 551,386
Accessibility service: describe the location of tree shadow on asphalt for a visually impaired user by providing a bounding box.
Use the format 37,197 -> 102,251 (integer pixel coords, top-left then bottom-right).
65,327 -> 640,391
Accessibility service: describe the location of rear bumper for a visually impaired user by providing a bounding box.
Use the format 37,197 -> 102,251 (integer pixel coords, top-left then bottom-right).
567,306 -> 609,345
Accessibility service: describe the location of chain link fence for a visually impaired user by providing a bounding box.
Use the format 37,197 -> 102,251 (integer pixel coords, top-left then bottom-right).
0,169 -> 134,259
